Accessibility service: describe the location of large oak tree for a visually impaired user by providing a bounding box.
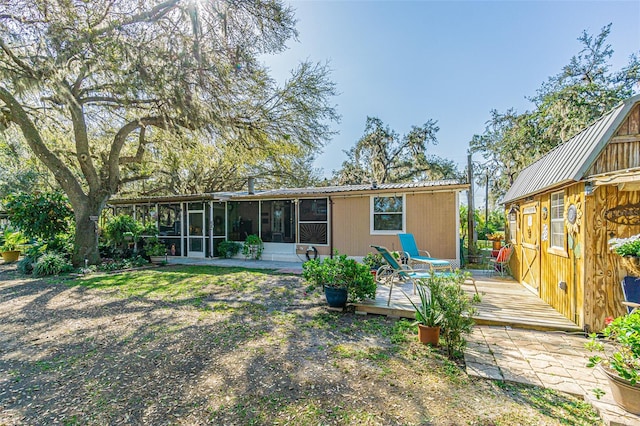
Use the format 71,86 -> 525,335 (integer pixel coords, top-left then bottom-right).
472,24 -> 639,201
0,0 -> 338,265
333,116 -> 461,185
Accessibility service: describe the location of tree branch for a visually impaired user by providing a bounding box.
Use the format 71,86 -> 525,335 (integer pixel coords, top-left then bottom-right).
0,85 -> 86,207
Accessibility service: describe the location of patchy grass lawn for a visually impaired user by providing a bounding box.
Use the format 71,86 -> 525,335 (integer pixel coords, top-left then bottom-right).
0,264 -> 601,425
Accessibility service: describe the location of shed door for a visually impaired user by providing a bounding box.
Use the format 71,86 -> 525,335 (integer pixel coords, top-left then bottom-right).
520,201 -> 540,293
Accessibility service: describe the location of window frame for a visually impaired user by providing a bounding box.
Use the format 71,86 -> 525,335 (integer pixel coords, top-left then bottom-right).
550,191 -> 565,250
298,198 -> 329,246
370,194 -> 406,235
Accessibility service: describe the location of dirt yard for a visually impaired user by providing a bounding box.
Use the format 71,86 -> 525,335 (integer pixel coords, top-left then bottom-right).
0,263 -> 600,425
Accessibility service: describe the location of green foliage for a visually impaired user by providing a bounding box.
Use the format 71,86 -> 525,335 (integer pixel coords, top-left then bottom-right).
102,215 -> 144,248
404,283 -> 443,327
609,234 -> 640,257
145,238 -> 167,256
242,234 -> 264,260
217,240 -> 241,259
302,251 -> 376,303
0,0 -> 338,265
471,24 -> 640,200
33,252 -> 73,277
16,243 -> 47,275
333,116 -> 461,185
362,252 -> 385,270
4,191 -> 73,241
586,311 -> 640,385
97,256 -> 149,272
0,229 -> 27,252
411,272 -> 479,358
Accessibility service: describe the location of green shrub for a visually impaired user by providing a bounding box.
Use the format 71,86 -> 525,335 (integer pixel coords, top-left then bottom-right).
33,252 -> 73,277
426,271 -> 480,359
3,191 -> 73,241
217,240 -> 240,258
302,251 -> 377,303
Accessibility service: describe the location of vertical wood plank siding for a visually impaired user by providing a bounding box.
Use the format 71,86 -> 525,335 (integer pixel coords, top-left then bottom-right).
529,184 -> 584,327
588,103 -> 640,175
331,192 -> 457,258
585,186 -> 640,331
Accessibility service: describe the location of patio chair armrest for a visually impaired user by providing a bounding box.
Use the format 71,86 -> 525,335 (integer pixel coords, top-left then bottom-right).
418,249 -> 432,257
622,301 -> 640,308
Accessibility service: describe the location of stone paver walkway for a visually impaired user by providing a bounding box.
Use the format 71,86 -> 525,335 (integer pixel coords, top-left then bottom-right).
466,326 -> 640,426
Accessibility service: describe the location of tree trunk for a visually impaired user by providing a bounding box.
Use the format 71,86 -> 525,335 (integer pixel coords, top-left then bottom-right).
72,204 -> 102,267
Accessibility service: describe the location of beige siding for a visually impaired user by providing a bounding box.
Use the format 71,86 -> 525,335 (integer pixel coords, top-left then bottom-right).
331,191 -> 458,258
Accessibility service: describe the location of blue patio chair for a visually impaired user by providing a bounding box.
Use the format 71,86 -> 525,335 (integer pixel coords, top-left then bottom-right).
370,245 -> 477,306
397,233 -> 453,272
621,276 -> 640,314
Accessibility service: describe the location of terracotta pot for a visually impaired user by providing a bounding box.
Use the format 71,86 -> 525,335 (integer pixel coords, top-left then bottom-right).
1,250 -> 20,263
492,240 -> 502,250
417,324 -> 440,346
600,366 -> 640,414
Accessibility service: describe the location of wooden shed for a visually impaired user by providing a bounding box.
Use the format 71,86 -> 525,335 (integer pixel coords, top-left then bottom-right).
503,94 -> 640,332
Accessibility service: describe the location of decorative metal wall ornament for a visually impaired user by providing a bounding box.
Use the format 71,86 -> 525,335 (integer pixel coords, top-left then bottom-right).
604,204 -> 640,225
565,195 -> 582,237
541,206 -> 548,220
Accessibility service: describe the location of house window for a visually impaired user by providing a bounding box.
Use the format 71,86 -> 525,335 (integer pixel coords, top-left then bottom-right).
371,195 -> 405,234
299,198 -> 328,245
550,191 -> 565,249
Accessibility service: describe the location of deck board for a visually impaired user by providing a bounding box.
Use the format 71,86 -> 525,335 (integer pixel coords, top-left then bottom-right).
352,272 -> 582,332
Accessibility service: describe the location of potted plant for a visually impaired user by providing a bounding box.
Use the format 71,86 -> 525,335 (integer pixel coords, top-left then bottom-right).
609,233 -> 640,276
302,251 -> 377,308
242,234 -> 263,260
145,239 -> 167,264
404,282 -> 443,346
362,252 -> 385,278
586,311 -> 640,414
1,229 -> 27,263
487,232 -> 505,250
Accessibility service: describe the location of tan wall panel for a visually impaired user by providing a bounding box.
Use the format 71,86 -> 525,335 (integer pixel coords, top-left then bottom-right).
405,192 -> 457,259
330,192 -> 458,258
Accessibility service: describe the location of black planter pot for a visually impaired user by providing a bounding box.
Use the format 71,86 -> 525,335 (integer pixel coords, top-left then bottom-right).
324,286 -> 348,308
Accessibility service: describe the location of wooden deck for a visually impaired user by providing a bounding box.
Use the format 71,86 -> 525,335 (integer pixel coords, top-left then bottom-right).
352,272 -> 583,332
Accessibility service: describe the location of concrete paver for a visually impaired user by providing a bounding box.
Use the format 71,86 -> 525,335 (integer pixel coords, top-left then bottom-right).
465,326 -> 640,426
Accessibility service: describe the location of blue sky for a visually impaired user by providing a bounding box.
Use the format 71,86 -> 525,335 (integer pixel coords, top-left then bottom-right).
261,1 -> 640,179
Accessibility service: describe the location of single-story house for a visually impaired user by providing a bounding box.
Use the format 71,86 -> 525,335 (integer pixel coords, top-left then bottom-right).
107,180 -> 468,267
503,94 -> 640,332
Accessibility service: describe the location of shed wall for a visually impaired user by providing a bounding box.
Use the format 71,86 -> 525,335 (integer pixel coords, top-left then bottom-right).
584,185 -> 640,331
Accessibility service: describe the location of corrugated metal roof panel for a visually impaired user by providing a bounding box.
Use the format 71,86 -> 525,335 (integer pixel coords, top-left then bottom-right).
503,95 -> 639,204
109,180 -> 467,204
231,179 -> 466,198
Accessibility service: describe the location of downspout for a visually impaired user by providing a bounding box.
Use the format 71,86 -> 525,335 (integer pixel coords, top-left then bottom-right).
329,196 -> 334,258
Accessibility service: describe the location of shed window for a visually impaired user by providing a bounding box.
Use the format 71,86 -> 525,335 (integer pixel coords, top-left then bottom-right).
371,195 -> 405,234
508,211 -> 517,242
550,192 -> 565,249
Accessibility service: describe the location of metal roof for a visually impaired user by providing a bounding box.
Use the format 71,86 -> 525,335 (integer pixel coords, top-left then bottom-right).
231,179 -> 466,199
502,94 -> 640,204
109,179 -> 467,205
